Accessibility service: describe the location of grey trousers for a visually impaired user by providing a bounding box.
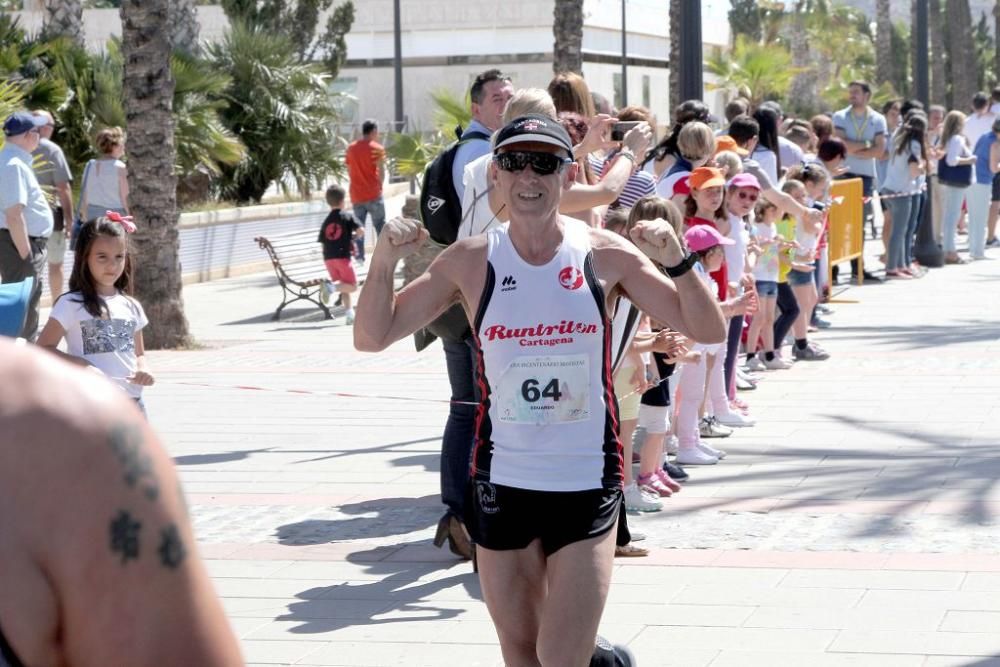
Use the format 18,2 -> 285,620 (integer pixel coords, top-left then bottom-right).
0,230 -> 47,339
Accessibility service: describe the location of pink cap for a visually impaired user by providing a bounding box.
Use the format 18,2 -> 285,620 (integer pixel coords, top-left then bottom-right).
729,173 -> 761,190
685,224 -> 735,252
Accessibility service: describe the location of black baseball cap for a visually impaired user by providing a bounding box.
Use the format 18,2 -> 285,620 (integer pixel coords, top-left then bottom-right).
493,114 -> 574,158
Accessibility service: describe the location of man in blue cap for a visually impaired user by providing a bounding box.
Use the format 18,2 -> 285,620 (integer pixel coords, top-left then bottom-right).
0,111 -> 54,339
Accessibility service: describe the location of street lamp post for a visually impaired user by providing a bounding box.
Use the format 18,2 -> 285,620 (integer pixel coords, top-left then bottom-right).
393,0 -> 404,134
678,0 -> 703,102
620,0 -> 628,107
912,0 -> 944,267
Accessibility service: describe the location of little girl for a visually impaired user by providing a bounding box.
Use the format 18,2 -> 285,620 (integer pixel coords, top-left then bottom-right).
745,198 -> 790,370
38,213 -> 153,412
782,171 -> 830,362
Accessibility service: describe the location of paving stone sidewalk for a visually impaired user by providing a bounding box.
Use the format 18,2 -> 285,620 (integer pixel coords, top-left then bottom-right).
144,228 -> 1000,667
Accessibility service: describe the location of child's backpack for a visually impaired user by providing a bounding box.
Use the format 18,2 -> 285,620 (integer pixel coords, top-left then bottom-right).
419,126 -> 490,246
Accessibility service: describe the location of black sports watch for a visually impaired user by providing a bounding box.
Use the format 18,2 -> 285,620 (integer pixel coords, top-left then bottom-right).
664,252 -> 698,278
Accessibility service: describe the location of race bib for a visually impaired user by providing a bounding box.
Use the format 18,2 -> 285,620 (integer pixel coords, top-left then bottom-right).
495,354 -> 591,425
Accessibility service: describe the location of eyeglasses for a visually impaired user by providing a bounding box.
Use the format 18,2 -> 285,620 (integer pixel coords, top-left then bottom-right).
495,151 -> 571,176
736,191 -> 759,203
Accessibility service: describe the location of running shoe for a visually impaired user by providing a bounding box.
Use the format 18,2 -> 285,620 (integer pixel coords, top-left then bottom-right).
319,281 -> 332,305
792,342 -> 829,361
662,459 -> 688,481
700,416 -> 733,438
745,356 -> 767,372
675,447 -> 719,465
623,481 -> 662,512
715,409 -> 756,428
664,434 -> 679,455
735,374 -> 757,391
986,237 -> 1000,248
345,309 -> 356,325
811,316 -> 832,329
636,472 -> 673,497
762,355 -> 793,370
698,441 -> 727,459
595,635 -> 636,667
654,468 -> 683,492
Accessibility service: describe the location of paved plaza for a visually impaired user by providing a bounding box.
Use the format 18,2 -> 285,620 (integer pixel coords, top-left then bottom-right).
141,224 -> 1000,666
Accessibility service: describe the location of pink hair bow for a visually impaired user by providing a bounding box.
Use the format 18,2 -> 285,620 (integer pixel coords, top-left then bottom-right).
105,211 -> 136,234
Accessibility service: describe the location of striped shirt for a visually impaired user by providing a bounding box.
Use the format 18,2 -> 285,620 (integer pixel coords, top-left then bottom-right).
589,154 -> 657,211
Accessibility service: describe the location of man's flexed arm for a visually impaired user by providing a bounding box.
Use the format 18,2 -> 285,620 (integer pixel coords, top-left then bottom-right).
354,218 -> 465,352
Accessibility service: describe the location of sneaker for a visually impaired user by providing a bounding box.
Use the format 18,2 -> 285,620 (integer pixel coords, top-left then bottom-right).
623,481 -> 662,512
675,447 -> 719,465
700,416 -> 733,438
735,374 -> 757,391
698,441 -> 727,459
664,434 -> 679,455
345,309 -> 356,325
716,409 -> 756,428
816,303 -> 833,315
811,316 -> 832,329
595,635 -> 636,667
762,354 -> 793,370
792,342 -> 829,361
629,531 -> 646,541
636,472 -> 673,497
655,468 -> 683,492
319,281 -> 332,305
662,459 -> 688,481
745,356 -> 767,372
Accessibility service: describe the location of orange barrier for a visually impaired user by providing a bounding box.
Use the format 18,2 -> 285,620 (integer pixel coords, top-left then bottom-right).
827,178 -> 865,286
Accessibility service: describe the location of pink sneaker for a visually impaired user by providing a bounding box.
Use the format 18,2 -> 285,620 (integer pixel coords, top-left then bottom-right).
655,468 -> 682,492
637,472 -> 673,497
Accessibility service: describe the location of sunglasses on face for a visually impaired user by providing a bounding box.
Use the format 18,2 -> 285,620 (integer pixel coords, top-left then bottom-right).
735,190 -> 759,202
495,151 -> 571,176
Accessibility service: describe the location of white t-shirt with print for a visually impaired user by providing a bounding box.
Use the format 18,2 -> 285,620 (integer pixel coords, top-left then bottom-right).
50,291 -> 149,398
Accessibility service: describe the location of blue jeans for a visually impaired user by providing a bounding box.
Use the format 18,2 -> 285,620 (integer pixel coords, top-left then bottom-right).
884,191 -> 915,271
939,183 -> 968,254
352,197 -> 385,262
440,336 -> 480,520
906,192 -> 925,267
967,182 -> 991,258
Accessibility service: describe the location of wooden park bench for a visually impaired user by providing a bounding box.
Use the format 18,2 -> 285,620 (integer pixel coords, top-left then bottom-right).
254,230 -> 333,320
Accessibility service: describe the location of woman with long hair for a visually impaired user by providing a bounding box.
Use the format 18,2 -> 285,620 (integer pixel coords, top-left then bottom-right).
751,107 -> 782,184
642,99 -> 712,178
937,111 -> 977,263
880,114 -> 927,277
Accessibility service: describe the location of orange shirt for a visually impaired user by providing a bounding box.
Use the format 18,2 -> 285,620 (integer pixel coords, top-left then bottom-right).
345,138 -> 385,204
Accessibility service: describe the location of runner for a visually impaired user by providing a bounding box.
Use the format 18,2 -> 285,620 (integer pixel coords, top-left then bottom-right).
354,114 -> 725,666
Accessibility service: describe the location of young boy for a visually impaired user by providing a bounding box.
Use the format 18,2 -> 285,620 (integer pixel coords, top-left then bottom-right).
318,184 -> 363,324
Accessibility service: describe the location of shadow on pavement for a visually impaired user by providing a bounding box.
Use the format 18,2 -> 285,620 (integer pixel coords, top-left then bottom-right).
275,495 -> 441,543
173,447 -> 276,466
276,543 -> 481,635
827,319 -> 1000,350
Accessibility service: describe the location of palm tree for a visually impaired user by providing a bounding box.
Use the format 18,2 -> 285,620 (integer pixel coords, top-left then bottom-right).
947,0 -> 977,108
705,35 -> 799,108
42,0 -> 83,48
120,0 -> 191,348
552,0 -> 583,74
785,1 -> 819,116
995,2 -> 1000,91
669,0 -> 681,112
930,0 -> 946,103
875,0 -> 894,86
170,0 -> 201,56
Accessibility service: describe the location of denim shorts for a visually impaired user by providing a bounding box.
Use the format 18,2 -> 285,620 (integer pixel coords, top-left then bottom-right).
787,268 -> 815,286
755,280 -> 778,297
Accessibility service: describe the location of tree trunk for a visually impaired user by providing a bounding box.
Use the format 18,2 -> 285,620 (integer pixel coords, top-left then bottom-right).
948,0 -> 977,109
995,2 -> 1000,90
669,0 -> 681,113
875,0 -> 894,86
552,0 -> 584,74
170,0 -> 202,56
786,6 -> 818,117
120,0 -> 190,349
930,0 -> 947,104
42,0 -> 84,48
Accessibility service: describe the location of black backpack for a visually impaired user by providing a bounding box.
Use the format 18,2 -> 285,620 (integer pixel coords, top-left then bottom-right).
419,126 -> 490,245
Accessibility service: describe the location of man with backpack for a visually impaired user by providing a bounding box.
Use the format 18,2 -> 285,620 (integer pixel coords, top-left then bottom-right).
421,69 -> 512,561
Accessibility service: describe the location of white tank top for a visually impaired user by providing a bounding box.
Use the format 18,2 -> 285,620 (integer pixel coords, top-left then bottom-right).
471,219 -> 622,492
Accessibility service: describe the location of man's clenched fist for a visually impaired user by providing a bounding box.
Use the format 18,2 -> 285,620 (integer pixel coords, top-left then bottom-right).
628,218 -> 686,269
377,217 -> 429,262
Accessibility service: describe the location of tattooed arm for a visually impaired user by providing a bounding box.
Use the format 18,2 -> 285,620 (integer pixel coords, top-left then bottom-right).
0,342 -> 242,667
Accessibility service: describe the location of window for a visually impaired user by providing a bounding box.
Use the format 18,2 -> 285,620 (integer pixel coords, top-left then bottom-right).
613,73 -> 623,109
643,75 -> 651,108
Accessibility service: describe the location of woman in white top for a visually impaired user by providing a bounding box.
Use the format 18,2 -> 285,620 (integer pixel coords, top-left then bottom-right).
80,127 -> 130,225
937,111 -> 977,263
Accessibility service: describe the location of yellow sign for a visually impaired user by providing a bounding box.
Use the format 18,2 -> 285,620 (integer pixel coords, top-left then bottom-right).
827,178 -> 865,285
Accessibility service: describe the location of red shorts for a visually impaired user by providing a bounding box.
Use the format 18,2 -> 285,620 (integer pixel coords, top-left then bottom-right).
325,258 -> 357,285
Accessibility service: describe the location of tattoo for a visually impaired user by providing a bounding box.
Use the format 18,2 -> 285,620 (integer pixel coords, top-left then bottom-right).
158,525 -> 186,569
109,422 -> 159,501
110,510 -> 142,564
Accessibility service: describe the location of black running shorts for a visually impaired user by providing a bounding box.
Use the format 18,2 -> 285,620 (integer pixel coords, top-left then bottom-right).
465,481 -> 622,556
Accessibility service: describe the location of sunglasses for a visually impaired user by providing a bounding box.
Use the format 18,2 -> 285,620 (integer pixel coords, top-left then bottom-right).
735,191 -> 759,202
495,151 -> 571,176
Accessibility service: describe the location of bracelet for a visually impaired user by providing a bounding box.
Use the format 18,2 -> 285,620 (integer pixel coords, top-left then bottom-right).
617,150 -> 638,173
664,252 -> 698,278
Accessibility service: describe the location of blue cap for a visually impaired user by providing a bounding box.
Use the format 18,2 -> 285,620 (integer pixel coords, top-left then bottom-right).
3,112 -> 47,137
